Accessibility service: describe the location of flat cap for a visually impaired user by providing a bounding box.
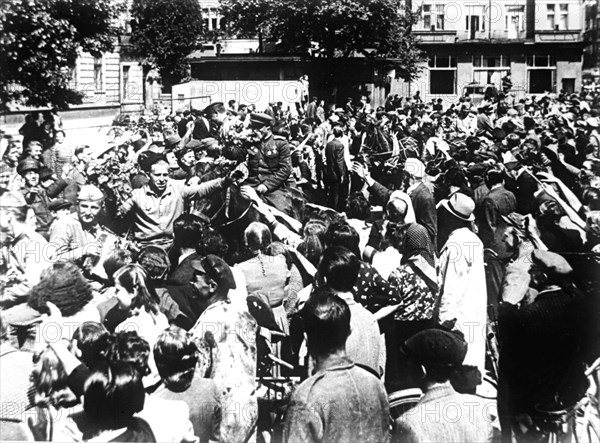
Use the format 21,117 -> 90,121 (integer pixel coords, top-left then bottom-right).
48,198 -> 72,211
77,185 -> 104,202
0,191 -> 27,208
531,250 -> 573,276
17,159 -> 40,175
249,113 -> 274,128
191,255 -> 236,291
402,328 -> 468,367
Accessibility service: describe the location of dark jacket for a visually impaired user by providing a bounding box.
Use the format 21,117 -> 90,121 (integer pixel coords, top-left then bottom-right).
324,138 -> 346,181
410,183 -> 438,249
192,117 -> 213,140
22,179 -> 68,235
506,169 -> 539,215
478,185 -> 517,257
225,134 -> 292,193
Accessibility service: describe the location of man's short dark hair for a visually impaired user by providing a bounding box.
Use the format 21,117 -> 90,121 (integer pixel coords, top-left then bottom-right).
147,155 -> 169,171
484,167 -> 504,188
324,222 -> 361,257
107,331 -> 151,378
332,126 -> 344,138
174,213 -> 206,250
346,192 -> 370,221
154,326 -> 199,392
318,246 -> 360,292
74,145 -> 90,158
303,287 -> 351,357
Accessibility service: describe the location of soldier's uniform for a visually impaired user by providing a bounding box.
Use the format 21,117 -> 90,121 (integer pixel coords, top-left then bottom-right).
224,113 -> 295,215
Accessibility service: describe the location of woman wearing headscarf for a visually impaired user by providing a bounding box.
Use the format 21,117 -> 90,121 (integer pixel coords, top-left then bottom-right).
385,221 -> 438,390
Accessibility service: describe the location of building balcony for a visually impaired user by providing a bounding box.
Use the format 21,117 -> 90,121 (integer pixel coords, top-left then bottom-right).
534,30 -> 583,43
455,29 -> 527,41
414,28 -> 527,43
413,30 -> 457,43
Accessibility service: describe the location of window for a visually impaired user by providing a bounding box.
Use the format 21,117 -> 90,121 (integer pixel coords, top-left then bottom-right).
422,4 -> 444,30
423,4 -> 431,29
547,4 -> 555,29
559,4 -> 568,30
93,57 -> 103,92
203,18 -> 209,30
429,56 -> 456,94
122,65 -> 130,101
436,4 -> 445,30
211,18 -> 218,30
473,56 -> 510,88
527,55 -> 556,93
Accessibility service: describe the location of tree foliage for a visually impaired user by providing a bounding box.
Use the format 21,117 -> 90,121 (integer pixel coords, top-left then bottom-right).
129,0 -> 204,89
0,0 -> 125,110
220,0 -> 424,81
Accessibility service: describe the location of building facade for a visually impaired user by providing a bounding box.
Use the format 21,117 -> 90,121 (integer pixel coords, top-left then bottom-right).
402,0 -> 585,102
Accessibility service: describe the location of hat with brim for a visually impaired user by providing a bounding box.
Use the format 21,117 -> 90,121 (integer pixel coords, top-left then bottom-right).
191,255 -> 236,291
94,143 -> 116,159
17,159 -> 40,175
441,192 -> 475,222
249,113 -> 274,129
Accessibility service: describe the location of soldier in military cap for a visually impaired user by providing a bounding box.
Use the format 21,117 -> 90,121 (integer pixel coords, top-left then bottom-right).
0,191 -> 49,308
17,159 -> 67,239
189,255 -> 258,443
223,112 -> 295,214
49,184 -> 107,263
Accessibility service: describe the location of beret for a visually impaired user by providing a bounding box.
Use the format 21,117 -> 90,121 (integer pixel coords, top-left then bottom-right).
48,198 -> 71,211
191,255 -> 236,291
249,113 -> 274,128
402,328 -> 468,367
531,250 -> 573,275
17,159 -> 40,175
0,191 -> 27,208
77,185 -> 104,202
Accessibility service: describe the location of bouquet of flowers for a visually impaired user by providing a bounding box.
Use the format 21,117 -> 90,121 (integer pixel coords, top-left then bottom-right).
223,126 -> 261,153
86,156 -> 138,217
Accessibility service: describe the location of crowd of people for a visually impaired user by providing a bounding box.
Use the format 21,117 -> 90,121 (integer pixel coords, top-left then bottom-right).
0,85 -> 599,443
